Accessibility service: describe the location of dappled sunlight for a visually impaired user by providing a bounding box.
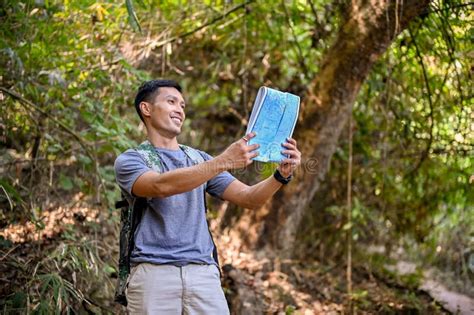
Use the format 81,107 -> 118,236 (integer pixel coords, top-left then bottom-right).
0,204 -> 99,243
1,0 -> 471,313
215,229 -> 372,313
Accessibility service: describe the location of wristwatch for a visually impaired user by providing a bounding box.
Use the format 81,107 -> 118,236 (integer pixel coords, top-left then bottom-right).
273,169 -> 292,185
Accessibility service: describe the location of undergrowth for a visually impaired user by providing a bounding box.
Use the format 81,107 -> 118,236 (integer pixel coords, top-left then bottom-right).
0,208 -> 120,314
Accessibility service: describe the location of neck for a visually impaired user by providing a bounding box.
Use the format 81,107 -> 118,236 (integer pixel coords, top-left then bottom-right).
147,128 -> 179,150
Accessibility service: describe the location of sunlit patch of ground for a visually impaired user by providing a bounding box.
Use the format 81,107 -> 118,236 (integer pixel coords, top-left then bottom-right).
217,232 -> 347,313
215,228 -> 448,314
0,195 -> 99,243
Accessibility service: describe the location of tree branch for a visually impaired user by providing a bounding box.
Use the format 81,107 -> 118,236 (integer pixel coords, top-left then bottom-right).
429,2 -> 473,14
151,0 -> 255,50
1,87 -> 90,157
0,86 -> 105,203
406,27 -> 434,176
281,0 -> 310,81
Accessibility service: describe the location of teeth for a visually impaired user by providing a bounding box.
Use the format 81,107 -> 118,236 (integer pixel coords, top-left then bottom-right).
171,117 -> 181,123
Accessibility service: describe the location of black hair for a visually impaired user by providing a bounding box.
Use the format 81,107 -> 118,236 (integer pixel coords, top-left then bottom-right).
134,79 -> 182,123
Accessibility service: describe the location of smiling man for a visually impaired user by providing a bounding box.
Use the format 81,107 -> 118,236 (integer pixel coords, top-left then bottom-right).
114,79 -> 301,314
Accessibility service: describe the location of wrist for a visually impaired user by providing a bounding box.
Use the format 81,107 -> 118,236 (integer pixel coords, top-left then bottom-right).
273,169 -> 292,185
276,166 -> 292,179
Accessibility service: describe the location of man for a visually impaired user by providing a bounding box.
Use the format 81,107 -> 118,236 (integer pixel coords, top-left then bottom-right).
114,79 -> 301,314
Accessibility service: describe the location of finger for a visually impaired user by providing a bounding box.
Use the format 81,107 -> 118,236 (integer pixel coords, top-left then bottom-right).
282,142 -> 296,150
247,143 -> 260,151
283,149 -> 301,159
246,154 -> 258,164
281,158 -> 295,165
286,137 -> 297,145
286,158 -> 299,166
245,132 -> 257,140
249,151 -> 259,158
282,147 -> 300,155
281,150 -> 299,157
241,132 -> 257,143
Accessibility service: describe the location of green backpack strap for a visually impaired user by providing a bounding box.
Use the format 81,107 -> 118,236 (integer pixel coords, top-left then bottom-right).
135,140 -> 213,195
179,144 -> 205,164
179,145 -> 218,267
135,140 -> 204,173
179,144 -> 208,191
114,196 -> 147,306
136,140 -> 164,172
115,140 -> 163,306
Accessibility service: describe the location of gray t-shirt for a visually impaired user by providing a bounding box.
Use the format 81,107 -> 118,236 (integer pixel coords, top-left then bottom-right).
114,146 -> 236,266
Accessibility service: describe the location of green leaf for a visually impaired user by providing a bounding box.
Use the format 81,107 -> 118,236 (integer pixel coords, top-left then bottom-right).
103,264 -> 116,275
59,174 -> 74,191
125,0 -> 142,32
342,222 -> 353,231
0,179 -> 23,203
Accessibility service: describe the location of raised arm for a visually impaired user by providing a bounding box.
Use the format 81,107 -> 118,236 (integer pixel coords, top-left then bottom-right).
132,133 -> 260,198
221,137 -> 301,209
220,177 -> 282,210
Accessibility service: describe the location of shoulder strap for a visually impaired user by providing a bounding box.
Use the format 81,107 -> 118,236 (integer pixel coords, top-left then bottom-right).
179,145 -> 218,267
135,141 -> 204,170
136,141 -> 207,188
179,144 -> 208,191
135,140 -> 164,172
179,144 -> 205,164
135,141 -> 208,192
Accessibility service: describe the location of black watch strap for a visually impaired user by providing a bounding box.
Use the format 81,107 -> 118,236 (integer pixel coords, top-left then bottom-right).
273,169 -> 292,185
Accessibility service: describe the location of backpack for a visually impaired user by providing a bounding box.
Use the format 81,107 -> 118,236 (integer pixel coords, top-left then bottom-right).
114,140 -> 219,306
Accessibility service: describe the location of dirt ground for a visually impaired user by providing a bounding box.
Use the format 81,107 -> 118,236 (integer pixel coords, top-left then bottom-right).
0,202 -> 459,314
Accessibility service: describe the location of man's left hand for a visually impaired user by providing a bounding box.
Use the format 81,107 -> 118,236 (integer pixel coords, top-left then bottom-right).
278,137 -> 301,178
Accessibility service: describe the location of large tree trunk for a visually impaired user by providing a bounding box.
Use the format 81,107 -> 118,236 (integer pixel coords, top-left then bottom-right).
230,0 -> 431,254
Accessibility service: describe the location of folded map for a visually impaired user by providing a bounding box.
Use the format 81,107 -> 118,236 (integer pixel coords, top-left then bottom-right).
245,86 -> 300,163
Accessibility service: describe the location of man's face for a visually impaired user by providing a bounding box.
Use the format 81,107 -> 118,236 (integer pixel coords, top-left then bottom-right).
141,87 -> 186,137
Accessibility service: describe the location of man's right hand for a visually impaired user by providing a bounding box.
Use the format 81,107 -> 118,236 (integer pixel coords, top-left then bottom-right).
215,132 -> 260,170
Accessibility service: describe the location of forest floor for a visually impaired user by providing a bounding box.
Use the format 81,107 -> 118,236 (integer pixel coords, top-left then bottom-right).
385,261 -> 474,315
0,201 -> 470,314
217,233 -> 453,314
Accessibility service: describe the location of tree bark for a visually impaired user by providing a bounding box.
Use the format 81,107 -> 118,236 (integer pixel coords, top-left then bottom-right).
230,0 -> 431,254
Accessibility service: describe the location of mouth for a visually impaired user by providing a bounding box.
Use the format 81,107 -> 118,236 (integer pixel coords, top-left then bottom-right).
170,115 -> 183,125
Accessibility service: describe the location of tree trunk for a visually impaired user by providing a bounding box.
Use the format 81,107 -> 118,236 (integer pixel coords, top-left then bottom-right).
229,0 -> 431,254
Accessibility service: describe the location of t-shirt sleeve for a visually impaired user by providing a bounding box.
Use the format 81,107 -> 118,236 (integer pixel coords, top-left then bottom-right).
114,149 -> 151,196
198,150 -> 236,199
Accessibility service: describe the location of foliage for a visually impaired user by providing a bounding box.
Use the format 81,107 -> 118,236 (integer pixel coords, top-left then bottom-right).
0,0 -> 472,312
0,221 -> 116,313
350,1 -> 473,286
297,1 -> 473,285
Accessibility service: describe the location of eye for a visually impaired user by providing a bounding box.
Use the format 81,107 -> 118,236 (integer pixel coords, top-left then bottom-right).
168,99 -> 175,104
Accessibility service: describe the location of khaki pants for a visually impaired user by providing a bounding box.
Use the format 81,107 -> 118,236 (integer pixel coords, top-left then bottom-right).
126,263 -> 229,315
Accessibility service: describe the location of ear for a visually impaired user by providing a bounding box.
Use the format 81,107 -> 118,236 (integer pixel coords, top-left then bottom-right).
140,102 -> 152,119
